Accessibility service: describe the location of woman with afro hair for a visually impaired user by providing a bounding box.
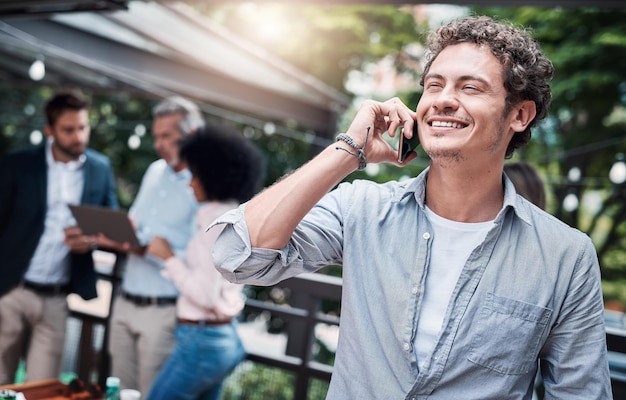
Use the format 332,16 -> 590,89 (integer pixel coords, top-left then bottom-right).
145,123 -> 266,400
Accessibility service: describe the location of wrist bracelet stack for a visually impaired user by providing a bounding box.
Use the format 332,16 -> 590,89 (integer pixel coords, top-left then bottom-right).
335,126 -> 371,170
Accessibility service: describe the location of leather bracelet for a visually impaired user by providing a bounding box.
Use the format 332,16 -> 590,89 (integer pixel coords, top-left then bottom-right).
335,126 -> 371,170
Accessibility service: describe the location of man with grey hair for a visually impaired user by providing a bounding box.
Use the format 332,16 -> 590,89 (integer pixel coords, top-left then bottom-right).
107,95 -> 204,394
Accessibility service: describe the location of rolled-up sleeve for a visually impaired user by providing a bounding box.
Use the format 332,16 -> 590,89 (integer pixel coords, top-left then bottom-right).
210,190 -> 346,286
208,203 -> 308,286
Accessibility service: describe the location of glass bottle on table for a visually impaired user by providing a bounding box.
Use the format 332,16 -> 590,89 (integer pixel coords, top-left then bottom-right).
105,376 -> 120,400
0,390 -> 17,400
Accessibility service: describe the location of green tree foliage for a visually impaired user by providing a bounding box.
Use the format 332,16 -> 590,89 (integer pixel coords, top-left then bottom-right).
192,3 -> 423,92
223,363 -> 330,400
0,87 -> 158,208
223,363 -> 296,400
0,86 -> 314,208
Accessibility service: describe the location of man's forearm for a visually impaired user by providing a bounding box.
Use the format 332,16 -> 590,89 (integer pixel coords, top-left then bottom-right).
246,98 -> 417,250
246,142 -> 359,249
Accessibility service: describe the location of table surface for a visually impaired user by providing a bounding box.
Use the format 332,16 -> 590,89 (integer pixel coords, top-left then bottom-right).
0,379 -> 103,399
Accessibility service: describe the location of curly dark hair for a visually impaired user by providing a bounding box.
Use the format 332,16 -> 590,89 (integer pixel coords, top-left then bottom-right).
419,15 -> 554,158
179,124 -> 266,203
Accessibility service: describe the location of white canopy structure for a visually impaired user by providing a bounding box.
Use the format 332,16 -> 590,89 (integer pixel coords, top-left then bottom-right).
0,1 -> 351,142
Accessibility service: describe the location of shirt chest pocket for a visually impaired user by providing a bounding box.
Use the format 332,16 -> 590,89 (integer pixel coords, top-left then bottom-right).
467,292 -> 552,375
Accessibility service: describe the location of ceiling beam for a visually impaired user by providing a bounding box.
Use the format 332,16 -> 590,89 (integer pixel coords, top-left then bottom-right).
0,0 -> 127,18
0,0 -> 624,19
2,17 -> 342,136
160,0 -> 625,8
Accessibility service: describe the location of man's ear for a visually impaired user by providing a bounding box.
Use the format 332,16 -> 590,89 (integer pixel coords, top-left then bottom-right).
43,124 -> 53,138
510,100 -> 537,133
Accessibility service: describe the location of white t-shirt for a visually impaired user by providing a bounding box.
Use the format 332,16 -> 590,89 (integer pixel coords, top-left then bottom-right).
415,206 -> 494,369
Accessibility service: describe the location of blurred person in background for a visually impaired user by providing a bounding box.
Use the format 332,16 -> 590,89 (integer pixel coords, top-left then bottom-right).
504,161 -> 548,400
145,124 -> 266,400
504,161 -> 546,210
0,90 -> 118,384
107,96 -> 204,394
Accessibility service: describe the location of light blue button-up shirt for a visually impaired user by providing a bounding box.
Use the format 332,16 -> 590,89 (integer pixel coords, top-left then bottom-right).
211,168 -> 611,400
122,159 -> 197,297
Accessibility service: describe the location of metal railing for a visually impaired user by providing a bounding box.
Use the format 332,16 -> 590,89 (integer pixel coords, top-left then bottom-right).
66,253 -> 626,399
239,272 -> 341,399
65,253 -> 342,399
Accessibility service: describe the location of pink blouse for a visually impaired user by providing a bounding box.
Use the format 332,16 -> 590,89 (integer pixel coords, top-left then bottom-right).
163,201 -> 244,321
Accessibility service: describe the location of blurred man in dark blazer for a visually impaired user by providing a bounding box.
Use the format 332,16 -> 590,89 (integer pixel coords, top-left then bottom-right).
0,90 -> 119,384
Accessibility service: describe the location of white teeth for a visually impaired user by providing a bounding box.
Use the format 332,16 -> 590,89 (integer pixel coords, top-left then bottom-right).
431,121 -> 464,128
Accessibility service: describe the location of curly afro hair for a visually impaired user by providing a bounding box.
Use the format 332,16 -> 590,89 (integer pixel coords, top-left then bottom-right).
179,124 -> 266,203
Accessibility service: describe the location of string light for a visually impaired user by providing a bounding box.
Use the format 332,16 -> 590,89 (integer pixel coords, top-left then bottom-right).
28,56 -> 45,81
609,156 -> 626,185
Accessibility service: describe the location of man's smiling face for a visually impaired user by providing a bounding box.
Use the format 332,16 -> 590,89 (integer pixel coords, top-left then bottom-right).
416,42 -> 516,166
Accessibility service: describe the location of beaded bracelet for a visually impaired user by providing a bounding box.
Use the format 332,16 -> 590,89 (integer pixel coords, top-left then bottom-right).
335,126 -> 371,170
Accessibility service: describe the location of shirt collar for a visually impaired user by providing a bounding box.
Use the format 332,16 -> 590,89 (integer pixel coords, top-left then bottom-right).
393,166 -> 531,226
392,167 -> 428,207
166,163 -> 192,180
502,173 -> 532,225
45,137 -> 86,171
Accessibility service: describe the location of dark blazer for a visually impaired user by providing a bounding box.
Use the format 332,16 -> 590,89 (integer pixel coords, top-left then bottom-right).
0,144 -> 119,300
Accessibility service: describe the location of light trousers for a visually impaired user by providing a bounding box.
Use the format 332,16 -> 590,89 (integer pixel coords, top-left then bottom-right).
108,296 -> 176,395
0,286 -> 67,385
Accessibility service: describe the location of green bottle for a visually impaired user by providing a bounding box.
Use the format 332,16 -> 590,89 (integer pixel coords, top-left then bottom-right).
105,376 -> 121,400
0,390 -> 17,400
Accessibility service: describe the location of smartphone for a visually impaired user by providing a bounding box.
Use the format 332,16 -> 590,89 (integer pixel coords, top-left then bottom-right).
397,122 -> 419,163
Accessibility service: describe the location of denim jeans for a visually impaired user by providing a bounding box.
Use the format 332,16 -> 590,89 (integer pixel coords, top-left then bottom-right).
146,320 -> 245,400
